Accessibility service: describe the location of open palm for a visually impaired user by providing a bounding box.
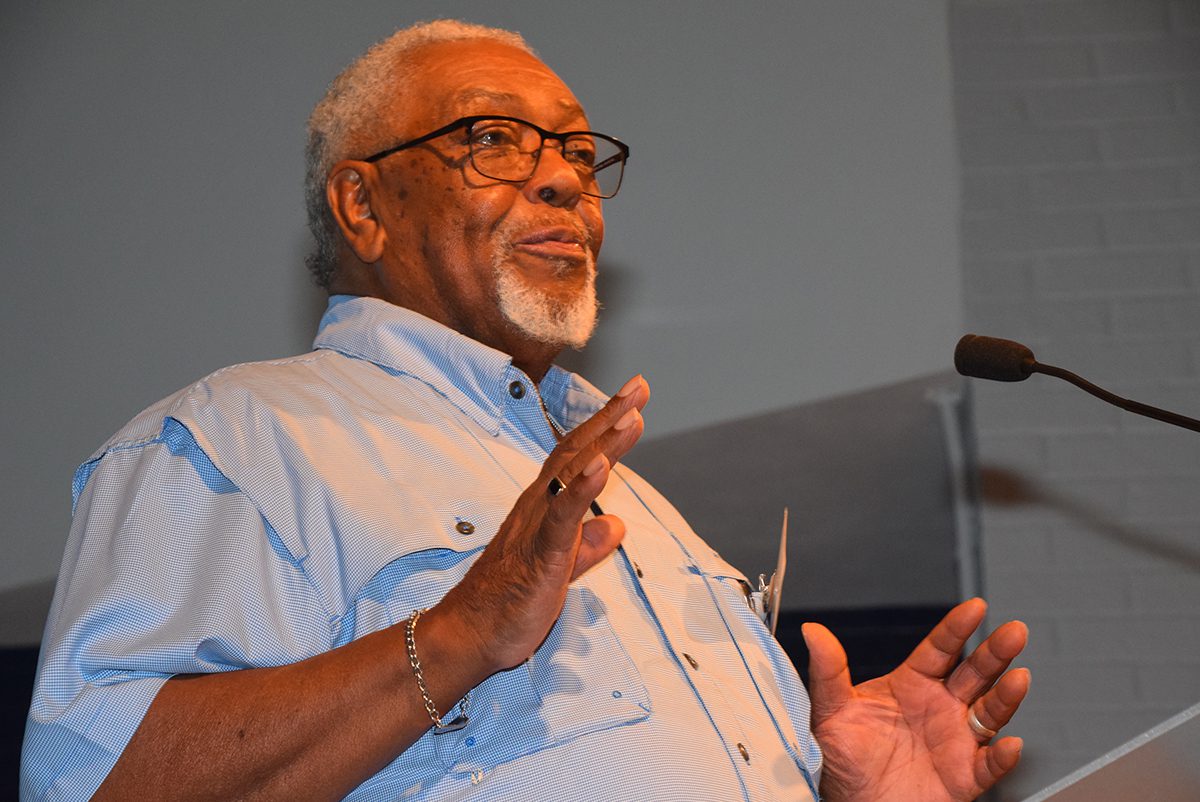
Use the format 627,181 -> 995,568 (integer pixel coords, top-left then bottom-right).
805,598 -> 1030,802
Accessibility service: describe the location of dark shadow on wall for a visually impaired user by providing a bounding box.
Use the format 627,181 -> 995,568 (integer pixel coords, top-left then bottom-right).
2,645 -> 38,798
777,604 -> 953,686
2,579 -> 55,795
980,466 -> 1200,574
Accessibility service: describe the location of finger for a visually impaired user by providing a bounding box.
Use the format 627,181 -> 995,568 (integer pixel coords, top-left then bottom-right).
974,736 -> 1023,794
541,376 -> 649,478
901,597 -> 987,680
540,410 -> 643,519
572,514 -> 627,579
561,406 -> 645,488
802,622 -> 854,724
973,667 -> 1031,735
538,453 -> 611,560
551,399 -> 646,492
946,619 -> 1029,703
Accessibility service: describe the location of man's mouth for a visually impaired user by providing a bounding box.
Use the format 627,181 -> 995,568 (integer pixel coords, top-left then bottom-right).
513,227 -> 587,259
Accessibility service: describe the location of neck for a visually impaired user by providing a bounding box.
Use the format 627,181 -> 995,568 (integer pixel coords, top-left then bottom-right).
508,340 -> 560,385
328,263 -> 384,299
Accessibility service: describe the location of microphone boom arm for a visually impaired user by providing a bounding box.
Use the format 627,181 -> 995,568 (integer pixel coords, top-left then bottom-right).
1031,361 -> 1200,434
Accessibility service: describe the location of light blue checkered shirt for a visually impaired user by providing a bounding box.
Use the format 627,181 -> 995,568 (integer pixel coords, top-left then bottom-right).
22,295 -> 821,801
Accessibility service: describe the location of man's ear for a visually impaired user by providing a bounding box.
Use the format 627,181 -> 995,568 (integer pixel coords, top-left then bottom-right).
327,162 -> 387,264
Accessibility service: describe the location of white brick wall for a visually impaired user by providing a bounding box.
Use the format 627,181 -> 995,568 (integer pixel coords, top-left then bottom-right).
950,1 -> 1200,799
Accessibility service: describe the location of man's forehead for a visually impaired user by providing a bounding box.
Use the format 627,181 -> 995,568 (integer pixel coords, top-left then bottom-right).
398,39 -> 588,127
450,88 -> 585,118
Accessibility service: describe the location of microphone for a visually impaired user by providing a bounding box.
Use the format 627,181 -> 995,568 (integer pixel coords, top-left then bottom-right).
954,334 -> 1035,382
954,333 -> 1200,434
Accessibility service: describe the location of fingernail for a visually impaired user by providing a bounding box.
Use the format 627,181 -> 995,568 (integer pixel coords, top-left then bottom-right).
616,375 -> 642,398
614,408 -> 640,431
583,454 -> 606,476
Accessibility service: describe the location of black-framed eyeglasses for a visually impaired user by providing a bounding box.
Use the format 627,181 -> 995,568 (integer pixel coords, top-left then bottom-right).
361,115 -> 630,199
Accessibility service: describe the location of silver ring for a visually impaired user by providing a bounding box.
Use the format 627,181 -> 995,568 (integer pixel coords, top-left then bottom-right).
548,476 -> 567,496
967,707 -> 998,740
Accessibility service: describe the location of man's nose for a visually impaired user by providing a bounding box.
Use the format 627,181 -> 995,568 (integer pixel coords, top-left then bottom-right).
522,144 -> 584,208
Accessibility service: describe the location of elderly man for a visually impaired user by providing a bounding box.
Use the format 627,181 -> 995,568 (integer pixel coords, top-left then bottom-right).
22,20 -> 1029,802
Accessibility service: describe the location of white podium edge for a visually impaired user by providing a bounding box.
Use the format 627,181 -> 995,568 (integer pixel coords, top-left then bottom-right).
1021,700 -> 1200,802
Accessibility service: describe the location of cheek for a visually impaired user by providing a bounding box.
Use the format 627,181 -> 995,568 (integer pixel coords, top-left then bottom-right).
584,207 -> 605,254
458,187 -> 518,241
430,194 -> 501,266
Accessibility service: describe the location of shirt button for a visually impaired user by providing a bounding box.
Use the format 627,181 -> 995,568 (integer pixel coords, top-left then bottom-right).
683,653 -> 699,670
508,380 -> 526,399
455,521 -> 475,535
633,561 -> 644,578
737,742 -> 750,763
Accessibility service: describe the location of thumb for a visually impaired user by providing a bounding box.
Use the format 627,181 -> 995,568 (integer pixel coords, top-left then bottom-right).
803,622 -> 854,724
571,514 -> 626,580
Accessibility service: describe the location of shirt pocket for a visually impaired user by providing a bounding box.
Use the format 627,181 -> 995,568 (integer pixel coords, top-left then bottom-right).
431,583 -> 652,774
339,493 -> 509,638
689,546 -> 760,612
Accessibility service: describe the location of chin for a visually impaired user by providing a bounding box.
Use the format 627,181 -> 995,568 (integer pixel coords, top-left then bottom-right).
494,260 -> 599,349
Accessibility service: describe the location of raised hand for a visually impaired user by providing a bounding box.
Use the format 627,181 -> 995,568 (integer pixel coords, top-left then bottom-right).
432,374 -> 650,675
805,598 -> 1030,802
91,376 -> 651,802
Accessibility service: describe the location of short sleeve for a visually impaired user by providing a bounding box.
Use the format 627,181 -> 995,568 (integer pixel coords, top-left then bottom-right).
21,418 -> 333,801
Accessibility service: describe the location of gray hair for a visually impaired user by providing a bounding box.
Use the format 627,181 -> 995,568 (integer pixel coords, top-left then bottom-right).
304,20 -> 533,288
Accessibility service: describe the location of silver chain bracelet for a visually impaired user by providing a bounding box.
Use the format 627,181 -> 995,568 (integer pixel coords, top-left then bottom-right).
405,609 -> 471,733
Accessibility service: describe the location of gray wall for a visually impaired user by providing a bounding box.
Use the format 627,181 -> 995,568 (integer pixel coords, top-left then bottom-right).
625,371 -> 967,610
0,2 -> 963,597
950,1 -> 1200,799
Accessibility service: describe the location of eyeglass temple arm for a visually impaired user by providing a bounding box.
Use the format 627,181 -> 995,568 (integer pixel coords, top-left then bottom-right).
593,152 -> 627,172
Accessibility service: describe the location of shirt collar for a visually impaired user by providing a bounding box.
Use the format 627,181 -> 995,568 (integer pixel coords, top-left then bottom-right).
312,295 -> 608,436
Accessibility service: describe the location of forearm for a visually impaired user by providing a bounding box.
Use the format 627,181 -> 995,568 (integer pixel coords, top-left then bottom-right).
89,377 -> 647,801
93,605 -> 487,802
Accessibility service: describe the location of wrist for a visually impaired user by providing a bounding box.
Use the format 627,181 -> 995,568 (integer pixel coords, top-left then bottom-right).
405,610 -> 472,732
429,581 -> 534,675
409,601 -> 499,697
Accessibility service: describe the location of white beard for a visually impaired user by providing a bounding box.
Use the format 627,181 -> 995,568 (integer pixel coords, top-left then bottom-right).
493,257 -> 599,349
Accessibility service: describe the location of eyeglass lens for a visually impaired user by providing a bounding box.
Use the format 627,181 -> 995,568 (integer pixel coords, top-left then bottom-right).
467,119 -> 624,198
